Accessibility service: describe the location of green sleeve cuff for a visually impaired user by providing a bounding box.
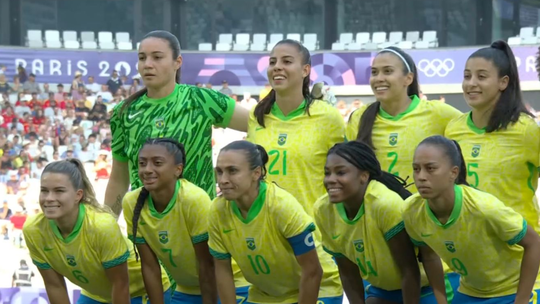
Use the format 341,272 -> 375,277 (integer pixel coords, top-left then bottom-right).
507,219 -> 527,246
384,221 -> 405,241
33,260 -> 51,270
217,97 -> 236,128
209,247 -> 231,260
323,246 -> 345,258
102,250 -> 130,269
192,232 -> 209,244
410,237 -> 427,247
112,152 -> 129,162
128,235 -> 146,244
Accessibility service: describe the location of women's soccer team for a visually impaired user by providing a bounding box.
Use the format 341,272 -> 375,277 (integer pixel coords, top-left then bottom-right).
20,29 -> 540,304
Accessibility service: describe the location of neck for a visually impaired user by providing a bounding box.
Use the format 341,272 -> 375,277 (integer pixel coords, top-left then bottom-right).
235,183 -> 260,218
147,82 -> 176,99
275,90 -> 304,116
150,181 -> 177,213
426,186 -> 456,225
342,187 -> 367,220
471,106 -> 494,129
55,205 -> 80,238
380,95 -> 411,116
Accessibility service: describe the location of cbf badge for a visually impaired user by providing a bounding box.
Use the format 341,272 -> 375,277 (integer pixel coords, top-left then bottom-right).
158,231 -> 169,244
66,255 -> 77,267
278,134 -> 287,146
155,118 -> 165,129
353,239 -> 364,253
389,133 -> 398,146
246,237 -> 256,250
471,144 -> 481,158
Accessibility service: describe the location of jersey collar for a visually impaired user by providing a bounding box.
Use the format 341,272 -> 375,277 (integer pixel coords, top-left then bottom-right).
378,95 -> 420,121
466,112 -> 486,134
425,184 -> 463,229
148,180 -> 181,218
141,84 -> 179,105
232,181 -> 267,224
270,100 -> 306,121
50,203 -> 86,243
336,202 -> 365,225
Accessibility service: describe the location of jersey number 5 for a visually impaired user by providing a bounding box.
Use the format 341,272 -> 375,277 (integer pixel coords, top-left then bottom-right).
467,163 -> 479,188
268,150 -> 287,176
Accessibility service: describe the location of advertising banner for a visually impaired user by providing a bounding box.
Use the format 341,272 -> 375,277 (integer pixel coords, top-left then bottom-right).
0,287 -> 80,304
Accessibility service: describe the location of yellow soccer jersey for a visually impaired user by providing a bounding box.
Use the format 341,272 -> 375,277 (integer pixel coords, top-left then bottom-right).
346,96 -> 461,192
403,185 -> 540,297
314,180 -> 429,291
23,204 -> 146,303
247,99 -> 345,215
209,182 -> 342,304
445,113 -> 540,233
123,179 -> 248,294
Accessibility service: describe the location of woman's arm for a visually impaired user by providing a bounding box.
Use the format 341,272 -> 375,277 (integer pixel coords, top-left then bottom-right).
104,158 -> 130,215
194,241 -> 218,304
387,230 -> 421,304
418,246 -> 448,304
137,244 -> 165,304
515,226 -> 540,304
38,268 -> 70,304
295,249 -> 323,304
103,262 -> 130,304
214,258 -> 237,304
228,106 -> 249,132
334,256 -> 365,304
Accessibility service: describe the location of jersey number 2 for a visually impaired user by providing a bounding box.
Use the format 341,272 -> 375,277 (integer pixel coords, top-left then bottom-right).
268,150 -> 287,175
387,152 -> 399,177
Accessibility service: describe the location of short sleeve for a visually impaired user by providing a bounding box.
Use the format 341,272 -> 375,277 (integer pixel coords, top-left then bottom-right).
194,88 -> 236,128
23,229 -> 52,270
94,215 -> 130,269
345,106 -> 367,142
434,102 -> 462,128
483,200 -> 527,245
110,103 -> 128,162
522,117 -> 540,169
122,192 -> 146,245
246,110 -> 257,143
374,193 -> 405,241
402,197 -> 427,247
208,201 -> 231,260
274,193 -> 315,239
325,106 -> 346,150
313,199 -> 344,258
185,187 -> 212,244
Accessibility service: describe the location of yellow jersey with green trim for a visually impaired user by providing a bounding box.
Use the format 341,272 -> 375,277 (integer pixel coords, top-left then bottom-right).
346,96 -> 461,192
208,182 -> 343,303
403,185 -> 540,297
246,99 -> 345,215
23,204 -> 158,303
123,179 -> 248,294
444,113 -> 540,233
314,180 -> 429,291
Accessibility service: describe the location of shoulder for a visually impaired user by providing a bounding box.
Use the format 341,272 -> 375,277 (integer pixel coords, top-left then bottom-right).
403,193 -> 425,217
313,194 -> 332,217
179,179 -> 212,204
365,181 -> 405,209
461,185 -> 504,213
445,112 -> 469,131
122,187 -> 144,211
267,182 -> 301,208
348,104 -> 370,123
516,113 -> 540,133
85,206 -> 119,231
23,213 -> 47,234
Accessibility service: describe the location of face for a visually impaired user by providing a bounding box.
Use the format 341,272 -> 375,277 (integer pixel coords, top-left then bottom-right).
44,83 -> 49,90
215,150 -> 261,201
462,57 -> 508,111
324,154 -> 369,203
138,144 -> 183,192
267,44 -> 310,93
0,74 -> 5,82
370,53 -> 413,103
88,76 -> 94,83
412,144 -> 459,200
58,86 -> 63,92
138,37 -> 182,89
39,173 -> 82,220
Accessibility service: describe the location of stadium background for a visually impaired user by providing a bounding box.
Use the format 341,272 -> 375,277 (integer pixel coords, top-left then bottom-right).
2,0 -> 540,303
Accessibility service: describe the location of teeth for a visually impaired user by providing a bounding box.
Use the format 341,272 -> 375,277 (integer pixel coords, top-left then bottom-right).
376,87 -> 388,91
328,189 -> 341,193
274,76 -> 285,80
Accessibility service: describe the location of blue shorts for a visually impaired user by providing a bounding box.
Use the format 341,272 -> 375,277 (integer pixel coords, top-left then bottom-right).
77,288 -> 172,304
453,289 -> 540,304
364,273 -> 460,304
244,295 -> 343,304
172,286 -> 250,304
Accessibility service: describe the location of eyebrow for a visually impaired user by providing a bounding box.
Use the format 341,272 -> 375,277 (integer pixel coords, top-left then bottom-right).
269,55 -> 294,60
138,51 -> 165,55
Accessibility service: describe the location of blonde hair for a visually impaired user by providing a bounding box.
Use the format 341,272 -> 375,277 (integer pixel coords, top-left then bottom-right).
42,159 -> 116,218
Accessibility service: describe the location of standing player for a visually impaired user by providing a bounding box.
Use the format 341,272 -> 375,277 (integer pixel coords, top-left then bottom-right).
209,141 -> 342,304
246,39 -> 344,297
105,30 -> 249,214
404,136 -> 540,304
123,138 -> 244,304
315,141 -> 451,304
346,47 -> 461,192
445,40 -> 540,233
23,159 -> 171,304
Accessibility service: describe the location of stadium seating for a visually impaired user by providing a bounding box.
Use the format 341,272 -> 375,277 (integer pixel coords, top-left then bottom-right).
26,30 -> 135,50
506,26 -> 540,45
331,30 -> 438,50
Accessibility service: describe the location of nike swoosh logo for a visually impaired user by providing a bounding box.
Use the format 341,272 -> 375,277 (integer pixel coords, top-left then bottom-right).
223,229 -> 234,234
332,234 -> 341,240
140,221 -> 146,226
128,111 -> 143,120
255,127 -> 264,131
44,247 -> 53,251
421,233 -> 432,237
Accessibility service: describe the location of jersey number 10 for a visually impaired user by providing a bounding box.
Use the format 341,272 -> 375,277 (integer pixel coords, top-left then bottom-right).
268,150 -> 288,176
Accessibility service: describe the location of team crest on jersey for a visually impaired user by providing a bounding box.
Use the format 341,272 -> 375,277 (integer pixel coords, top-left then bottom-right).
353,239 -> 364,253
158,231 -> 169,244
445,241 -> 456,253
471,145 -> 481,158
278,134 -> 287,146
389,133 -> 398,146
246,237 -> 256,250
66,255 -> 77,267
155,117 -> 165,129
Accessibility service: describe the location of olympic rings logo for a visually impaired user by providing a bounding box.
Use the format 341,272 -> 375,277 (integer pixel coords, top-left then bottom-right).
417,58 -> 455,77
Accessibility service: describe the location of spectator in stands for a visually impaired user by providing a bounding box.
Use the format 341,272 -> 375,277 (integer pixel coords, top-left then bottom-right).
10,206 -> 26,248
12,260 -> 34,287
11,76 -> 21,93
51,150 -> 60,161
219,80 -> 233,96
351,99 -> 363,110
121,75 -> 130,90
72,85 -> 85,102
86,75 -> 100,95
22,73 -> 40,94
129,78 -> 141,95
71,71 -> 85,95
54,83 -> 65,102
63,108 -> 77,130
0,74 -> 12,95
195,82 -> 203,88
259,83 -> 271,100
97,84 -> 113,102
15,100 -> 31,117
28,92 -> 42,109
6,170 -> 19,194
39,83 -> 51,100
75,99 -> 90,119
88,96 -> 107,121
32,158 -> 46,179
240,92 -> 257,109
107,70 -> 122,94
17,65 -> 27,84
205,82 -> 213,90
0,64 -> 6,75
0,200 -> 11,240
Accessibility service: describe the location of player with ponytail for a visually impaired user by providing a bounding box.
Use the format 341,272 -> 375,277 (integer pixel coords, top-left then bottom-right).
404,135 -> 540,304
23,159 -> 170,304
445,40 -> 540,234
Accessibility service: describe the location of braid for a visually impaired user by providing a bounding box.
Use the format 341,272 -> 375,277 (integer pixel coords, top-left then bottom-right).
132,188 -> 150,262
